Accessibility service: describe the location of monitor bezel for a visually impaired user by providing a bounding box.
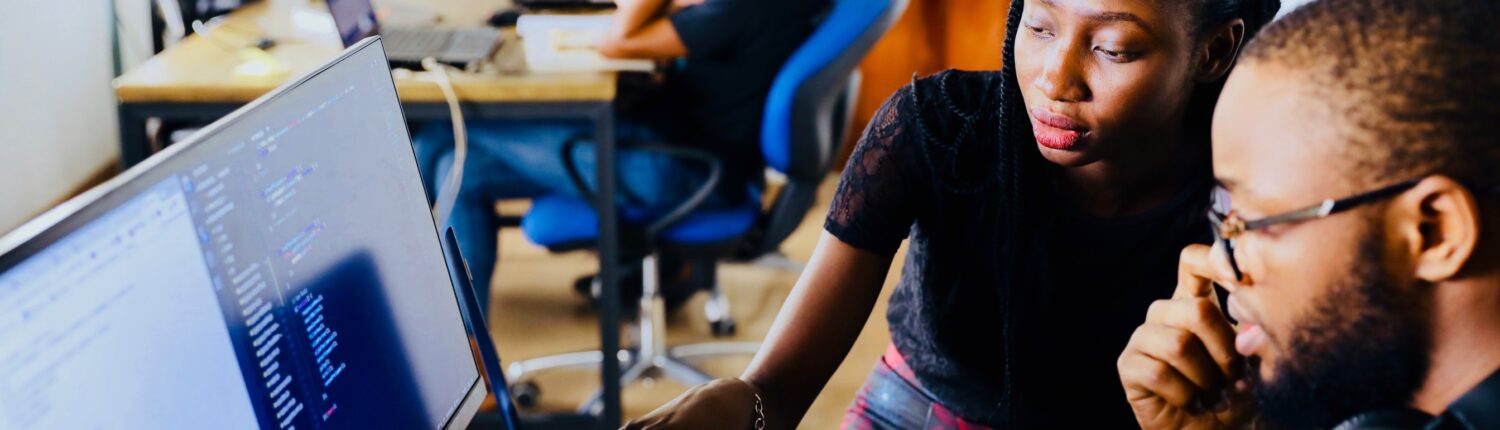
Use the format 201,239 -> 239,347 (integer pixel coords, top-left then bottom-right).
0,37 -> 486,430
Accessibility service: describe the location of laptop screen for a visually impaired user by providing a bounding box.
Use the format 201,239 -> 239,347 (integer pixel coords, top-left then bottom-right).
0,39 -> 482,429
328,0 -> 380,48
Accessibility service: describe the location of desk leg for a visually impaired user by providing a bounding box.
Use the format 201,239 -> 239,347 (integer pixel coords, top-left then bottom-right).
117,104 -> 151,169
593,104 -> 622,429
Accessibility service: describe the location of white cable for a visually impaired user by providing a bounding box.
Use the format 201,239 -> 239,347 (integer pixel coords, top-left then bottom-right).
422,58 -> 469,228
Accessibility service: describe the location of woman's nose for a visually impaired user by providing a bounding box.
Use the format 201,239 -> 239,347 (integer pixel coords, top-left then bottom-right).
1035,43 -> 1091,103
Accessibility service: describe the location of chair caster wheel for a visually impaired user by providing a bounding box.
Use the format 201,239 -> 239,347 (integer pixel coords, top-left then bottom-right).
710,320 -> 736,337
512,381 -> 541,409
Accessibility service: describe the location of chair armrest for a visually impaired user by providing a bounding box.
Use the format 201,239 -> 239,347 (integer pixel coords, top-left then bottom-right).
557,138 -> 725,241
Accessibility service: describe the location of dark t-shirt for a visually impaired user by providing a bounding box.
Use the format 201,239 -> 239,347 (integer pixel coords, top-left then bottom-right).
622,0 -> 828,180
825,70 -> 1214,427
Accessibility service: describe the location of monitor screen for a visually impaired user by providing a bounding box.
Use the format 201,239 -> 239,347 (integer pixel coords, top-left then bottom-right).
0,39 -> 481,429
328,0 -> 380,48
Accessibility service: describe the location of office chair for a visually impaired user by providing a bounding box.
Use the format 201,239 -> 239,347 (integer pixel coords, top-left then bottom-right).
503,0 -> 909,413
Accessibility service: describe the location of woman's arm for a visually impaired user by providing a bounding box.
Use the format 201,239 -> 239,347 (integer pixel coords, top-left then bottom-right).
743,232 -> 893,429
626,88 -> 919,430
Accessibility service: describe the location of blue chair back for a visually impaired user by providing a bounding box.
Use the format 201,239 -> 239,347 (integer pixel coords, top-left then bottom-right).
761,0 -> 907,179
749,0 -> 908,255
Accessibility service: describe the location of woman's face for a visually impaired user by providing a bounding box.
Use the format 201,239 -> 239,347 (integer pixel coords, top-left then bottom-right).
1015,0 -> 1205,167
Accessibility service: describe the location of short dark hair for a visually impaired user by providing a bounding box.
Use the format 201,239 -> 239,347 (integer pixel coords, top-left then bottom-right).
1241,0 -> 1500,186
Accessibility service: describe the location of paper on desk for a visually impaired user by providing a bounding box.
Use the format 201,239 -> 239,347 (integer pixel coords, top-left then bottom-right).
515,15 -> 655,73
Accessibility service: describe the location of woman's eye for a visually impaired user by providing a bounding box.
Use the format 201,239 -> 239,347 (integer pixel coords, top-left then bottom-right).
1025,24 -> 1054,39
1095,47 -> 1138,62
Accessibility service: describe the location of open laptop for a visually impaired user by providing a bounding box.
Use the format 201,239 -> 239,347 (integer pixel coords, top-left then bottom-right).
328,0 -> 502,67
0,38 -> 517,430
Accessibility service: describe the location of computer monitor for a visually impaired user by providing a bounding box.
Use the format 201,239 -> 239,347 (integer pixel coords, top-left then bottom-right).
0,39 -> 494,429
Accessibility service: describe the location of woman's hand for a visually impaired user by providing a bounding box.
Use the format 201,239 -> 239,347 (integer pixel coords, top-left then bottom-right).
623,378 -> 759,429
1118,244 -> 1252,430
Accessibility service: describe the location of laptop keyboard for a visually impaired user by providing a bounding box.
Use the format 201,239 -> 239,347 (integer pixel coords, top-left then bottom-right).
445,29 -> 503,56
383,27 -> 501,63
384,28 -> 453,55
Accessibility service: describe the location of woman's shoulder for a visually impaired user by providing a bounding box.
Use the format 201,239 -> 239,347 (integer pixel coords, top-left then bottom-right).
869,69 -> 1010,194
881,69 -> 1007,123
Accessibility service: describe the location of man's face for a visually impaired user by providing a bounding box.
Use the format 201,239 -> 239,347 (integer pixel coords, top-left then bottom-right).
1211,63 -> 1433,428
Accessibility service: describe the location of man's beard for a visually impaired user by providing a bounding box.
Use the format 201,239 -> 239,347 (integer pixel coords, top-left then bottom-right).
1246,236 -> 1433,429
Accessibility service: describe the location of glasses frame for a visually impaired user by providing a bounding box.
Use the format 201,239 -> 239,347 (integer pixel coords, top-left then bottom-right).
1207,179 -> 1426,281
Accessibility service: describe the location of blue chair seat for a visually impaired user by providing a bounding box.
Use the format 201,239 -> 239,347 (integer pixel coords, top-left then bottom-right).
521,188 -> 761,247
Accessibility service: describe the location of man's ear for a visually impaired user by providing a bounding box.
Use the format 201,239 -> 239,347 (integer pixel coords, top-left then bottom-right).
1195,19 -> 1246,83
1395,176 -> 1482,282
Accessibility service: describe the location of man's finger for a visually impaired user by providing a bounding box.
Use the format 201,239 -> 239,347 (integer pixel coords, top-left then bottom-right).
1158,298 -> 1242,380
1175,245 -> 1216,299
1132,324 -> 1226,393
1119,351 -> 1198,408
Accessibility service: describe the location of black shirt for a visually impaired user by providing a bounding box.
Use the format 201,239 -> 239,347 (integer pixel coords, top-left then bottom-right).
825,70 -> 1214,427
1334,368 -> 1500,429
1428,368 -> 1500,429
622,0 -> 828,180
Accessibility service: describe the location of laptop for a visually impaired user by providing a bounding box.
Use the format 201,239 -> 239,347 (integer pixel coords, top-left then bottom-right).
328,0 -> 502,67
0,38 -> 517,430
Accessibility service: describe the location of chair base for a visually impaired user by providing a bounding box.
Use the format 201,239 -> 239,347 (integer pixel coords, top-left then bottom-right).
507,341 -> 761,413
506,254 -> 758,413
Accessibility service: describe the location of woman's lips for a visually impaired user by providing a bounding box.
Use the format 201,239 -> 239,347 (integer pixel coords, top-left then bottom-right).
1029,109 -> 1089,150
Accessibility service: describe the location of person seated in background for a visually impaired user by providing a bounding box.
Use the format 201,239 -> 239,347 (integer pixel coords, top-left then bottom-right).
1118,0 -> 1500,428
412,0 -> 830,299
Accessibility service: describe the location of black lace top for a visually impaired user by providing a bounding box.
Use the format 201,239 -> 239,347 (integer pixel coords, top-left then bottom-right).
826,70 -> 1214,427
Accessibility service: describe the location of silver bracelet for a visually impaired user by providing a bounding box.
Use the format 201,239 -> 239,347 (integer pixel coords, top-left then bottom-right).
753,393 -> 766,430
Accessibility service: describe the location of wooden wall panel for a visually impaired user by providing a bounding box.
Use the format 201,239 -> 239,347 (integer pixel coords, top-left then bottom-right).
943,0 -> 1008,71
837,0 -> 1010,166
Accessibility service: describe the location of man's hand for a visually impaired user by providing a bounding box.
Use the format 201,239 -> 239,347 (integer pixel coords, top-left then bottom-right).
623,378 -> 758,429
1119,244 -> 1251,430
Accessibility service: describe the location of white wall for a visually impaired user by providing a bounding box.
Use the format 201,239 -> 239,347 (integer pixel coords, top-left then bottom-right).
0,1 -> 130,235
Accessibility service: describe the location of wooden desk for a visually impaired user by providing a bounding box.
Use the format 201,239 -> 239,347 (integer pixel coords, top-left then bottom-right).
113,1 -> 620,164
113,2 -> 629,427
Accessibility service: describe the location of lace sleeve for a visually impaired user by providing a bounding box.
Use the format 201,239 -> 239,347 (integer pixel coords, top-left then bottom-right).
823,87 -> 930,256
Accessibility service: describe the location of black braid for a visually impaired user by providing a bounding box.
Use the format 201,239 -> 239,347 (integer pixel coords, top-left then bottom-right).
996,0 -> 1028,425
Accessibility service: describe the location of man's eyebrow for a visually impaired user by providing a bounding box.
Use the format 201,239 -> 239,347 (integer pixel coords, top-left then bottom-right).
1037,0 -> 1155,34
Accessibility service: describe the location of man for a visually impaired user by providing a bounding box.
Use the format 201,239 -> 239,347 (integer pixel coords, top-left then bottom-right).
414,0 -> 829,298
1117,0 -> 1500,428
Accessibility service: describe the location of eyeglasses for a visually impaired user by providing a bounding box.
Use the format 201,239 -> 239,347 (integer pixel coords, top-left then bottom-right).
1206,179 -> 1424,281
1209,177 -> 1500,282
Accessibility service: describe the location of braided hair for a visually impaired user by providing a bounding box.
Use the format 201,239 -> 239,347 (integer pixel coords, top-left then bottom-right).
990,0 -> 1281,425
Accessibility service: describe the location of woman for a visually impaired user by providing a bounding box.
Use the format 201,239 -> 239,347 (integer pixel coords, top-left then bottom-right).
627,0 -> 1280,428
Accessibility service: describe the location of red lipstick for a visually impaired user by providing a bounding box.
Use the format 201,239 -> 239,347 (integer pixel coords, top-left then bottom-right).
1030,108 -> 1088,150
